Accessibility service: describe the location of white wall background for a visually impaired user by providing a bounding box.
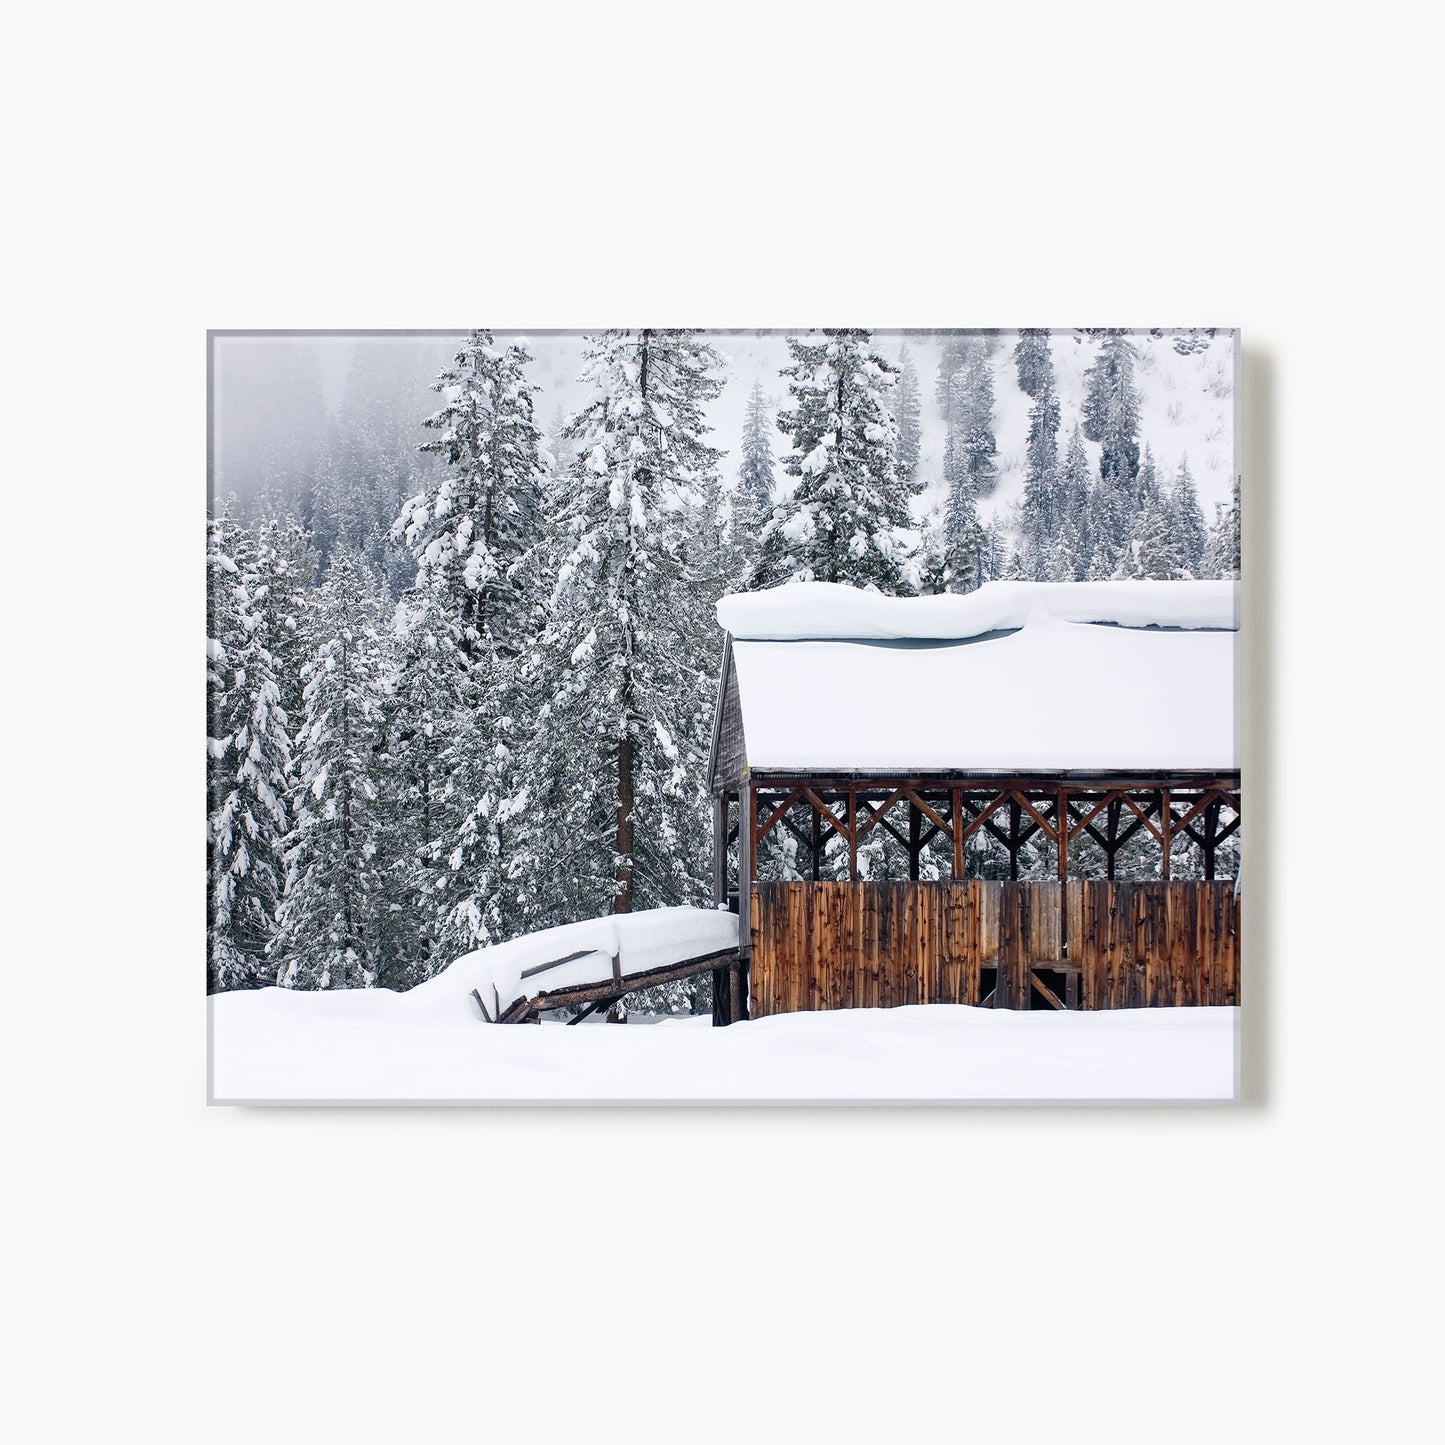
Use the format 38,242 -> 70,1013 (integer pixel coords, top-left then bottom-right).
5,4 -> 1438,1443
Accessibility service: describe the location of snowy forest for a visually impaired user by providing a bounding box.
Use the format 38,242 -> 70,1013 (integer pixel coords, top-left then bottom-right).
207,328 -> 1241,999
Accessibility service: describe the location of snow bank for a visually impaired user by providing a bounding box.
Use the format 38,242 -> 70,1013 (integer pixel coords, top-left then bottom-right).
209,998 -> 1240,1104
717,579 -> 1239,641
396,906 -> 738,1021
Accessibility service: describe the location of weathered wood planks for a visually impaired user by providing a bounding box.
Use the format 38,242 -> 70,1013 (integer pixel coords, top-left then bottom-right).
750,880 -> 1239,1018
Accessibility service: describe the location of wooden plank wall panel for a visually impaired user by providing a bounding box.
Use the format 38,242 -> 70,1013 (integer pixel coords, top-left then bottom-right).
1071,881 -> 1239,1011
1026,882 -> 1062,962
939,886 -> 966,1003
749,880 -> 1239,1018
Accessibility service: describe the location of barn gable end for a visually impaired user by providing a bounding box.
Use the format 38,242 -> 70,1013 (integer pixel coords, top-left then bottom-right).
707,636 -> 748,791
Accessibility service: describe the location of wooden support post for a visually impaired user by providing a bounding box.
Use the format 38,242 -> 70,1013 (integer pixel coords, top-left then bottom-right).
847,789 -> 858,880
1008,798 -> 1021,881
1161,787 -> 1171,881
811,804 -> 821,882
951,786 -> 964,880
1058,787 -> 1069,970
712,793 -> 727,906
1106,797 -> 1121,881
908,799 -> 921,882
747,785 -> 758,888
738,783 -> 753,967
1203,799 -> 1220,880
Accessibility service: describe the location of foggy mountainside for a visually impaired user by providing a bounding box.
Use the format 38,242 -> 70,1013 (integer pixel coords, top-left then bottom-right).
208,329 -> 1241,1003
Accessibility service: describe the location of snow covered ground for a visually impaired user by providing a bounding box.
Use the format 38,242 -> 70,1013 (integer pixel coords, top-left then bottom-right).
209,992 -> 1239,1105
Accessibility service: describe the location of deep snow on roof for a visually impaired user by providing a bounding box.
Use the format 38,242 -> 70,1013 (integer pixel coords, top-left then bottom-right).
719,581 -> 1240,774
717,578 -> 1238,641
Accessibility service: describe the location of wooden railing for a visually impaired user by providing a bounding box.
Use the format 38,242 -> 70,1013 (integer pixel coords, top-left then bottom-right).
748,880 -> 1238,1016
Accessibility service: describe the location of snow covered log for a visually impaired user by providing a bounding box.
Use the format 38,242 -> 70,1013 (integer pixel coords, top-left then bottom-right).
407,907 -> 741,1024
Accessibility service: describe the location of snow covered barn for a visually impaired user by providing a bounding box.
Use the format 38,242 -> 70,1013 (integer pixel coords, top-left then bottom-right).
707,580 -> 1242,1022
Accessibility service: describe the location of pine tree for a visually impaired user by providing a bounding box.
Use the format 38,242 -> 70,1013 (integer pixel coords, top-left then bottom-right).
892,345 -> 923,488
1019,342 -> 1061,571
373,586 -> 472,985
1169,454 -> 1209,576
1206,472 -> 1242,579
397,331 -> 546,656
1134,497 -> 1181,580
307,443 -> 344,567
1013,328 -> 1054,399
1082,329 -> 1142,486
1059,423 -> 1094,565
940,468 -> 986,591
914,509 -> 950,595
429,642 -> 521,960
733,379 -> 777,560
1136,443 -> 1160,508
250,515 -> 316,728
275,553 -> 389,988
956,337 -> 998,496
546,403 -> 575,475
529,329 -> 725,921
754,331 -> 914,592
207,516 -> 294,991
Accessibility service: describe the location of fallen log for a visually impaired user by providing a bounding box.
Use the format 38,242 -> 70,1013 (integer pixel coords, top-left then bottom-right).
481,946 -> 742,1024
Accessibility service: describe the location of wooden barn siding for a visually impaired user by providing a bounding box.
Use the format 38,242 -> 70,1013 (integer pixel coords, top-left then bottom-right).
712,650 -> 747,788
750,881 -> 1238,1016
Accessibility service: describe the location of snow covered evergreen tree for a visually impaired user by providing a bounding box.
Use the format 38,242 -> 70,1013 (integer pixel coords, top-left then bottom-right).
939,467 -> 986,591
1045,528 -> 1077,583
207,516 -> 294,991
1082,329 -> 1142,486
250,515 -> 316,728
933,333 -> 999,582
1059,423 -> 1094,566
1136,443 -> 1160,508
1206,472 -> 1242,579
954,336 -> 998,496
372,586 -> 473,985
1019,342 -> 1061,574
1169,454 -> 1209,576
1134,497 -> 1180,580
732,379 -> 777,562
526,330 -> 725,922
892,344 -> 923,488
397,331 -> 546,656
307,444 -> 345,567
754,331 -> 914,592
1013,328 -> 1053,399
274,553 -> 389,989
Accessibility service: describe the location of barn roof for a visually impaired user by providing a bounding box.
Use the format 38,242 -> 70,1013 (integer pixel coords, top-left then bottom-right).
712,580 -> 1240,779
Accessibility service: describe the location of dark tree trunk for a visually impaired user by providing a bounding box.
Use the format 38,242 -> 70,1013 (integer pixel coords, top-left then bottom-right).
616,727 -> 634,913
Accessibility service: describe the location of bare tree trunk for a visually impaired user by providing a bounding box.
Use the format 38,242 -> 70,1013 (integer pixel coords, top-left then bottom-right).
615,724 -> 635,913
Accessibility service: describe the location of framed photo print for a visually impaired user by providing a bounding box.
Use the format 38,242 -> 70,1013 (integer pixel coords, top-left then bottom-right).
207,327 -> 1241,1104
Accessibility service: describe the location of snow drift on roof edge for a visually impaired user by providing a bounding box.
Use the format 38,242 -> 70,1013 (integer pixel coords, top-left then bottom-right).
716,579 -> 1239,641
